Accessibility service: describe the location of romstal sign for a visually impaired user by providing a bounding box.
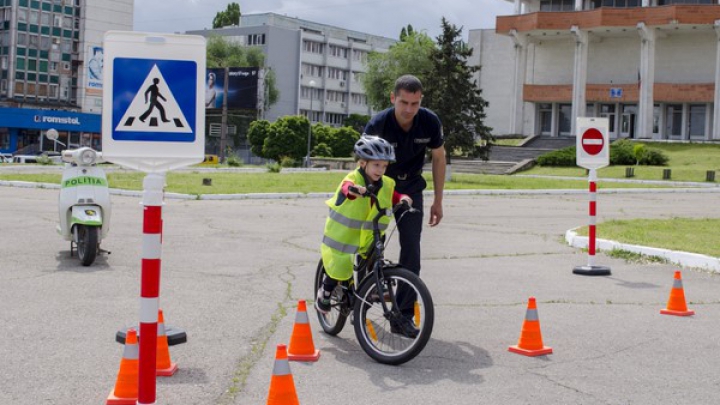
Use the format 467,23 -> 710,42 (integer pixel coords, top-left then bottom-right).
574,117 -> 611,276
101,31 -> 205,405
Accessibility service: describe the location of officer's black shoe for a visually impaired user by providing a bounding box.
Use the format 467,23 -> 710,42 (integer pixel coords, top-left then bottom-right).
390,318 -> 419,338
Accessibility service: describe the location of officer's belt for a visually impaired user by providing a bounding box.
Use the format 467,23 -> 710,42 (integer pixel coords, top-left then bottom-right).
394,170 -> 423,181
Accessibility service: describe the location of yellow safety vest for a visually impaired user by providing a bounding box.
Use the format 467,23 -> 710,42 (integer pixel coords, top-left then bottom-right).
321,169 -> 395,281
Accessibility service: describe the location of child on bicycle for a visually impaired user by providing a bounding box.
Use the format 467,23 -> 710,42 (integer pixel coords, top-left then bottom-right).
316,135 -> 412,315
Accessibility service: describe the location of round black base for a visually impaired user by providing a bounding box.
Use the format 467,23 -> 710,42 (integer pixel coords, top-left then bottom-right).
573,265 -> 611,276
116,325 -> 187,346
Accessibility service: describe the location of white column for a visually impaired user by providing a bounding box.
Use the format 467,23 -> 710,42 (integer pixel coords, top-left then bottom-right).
510,30 -> 528,136
637,22 -> 656,139
571,26 -> 588,137
514,0 -> 522,14
575,0 -> 583,10
713,20 -> 720,139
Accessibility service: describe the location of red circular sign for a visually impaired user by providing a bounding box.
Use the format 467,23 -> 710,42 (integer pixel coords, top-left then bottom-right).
581,128 -> 604,155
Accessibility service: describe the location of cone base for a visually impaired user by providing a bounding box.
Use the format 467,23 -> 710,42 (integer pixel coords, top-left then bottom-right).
508,345 -> 553,357
157,362 -> 178,376
106,391 -> 137,405
660,308 -> 695,316
573,265 -> 611,276
287,349 -> 320,362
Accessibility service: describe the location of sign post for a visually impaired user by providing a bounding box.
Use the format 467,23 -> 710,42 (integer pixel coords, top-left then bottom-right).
574,117 -> 611,276
102,31 -> 206,404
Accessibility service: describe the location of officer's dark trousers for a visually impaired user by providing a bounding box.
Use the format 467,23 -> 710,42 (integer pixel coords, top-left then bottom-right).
394,190 -> 423,319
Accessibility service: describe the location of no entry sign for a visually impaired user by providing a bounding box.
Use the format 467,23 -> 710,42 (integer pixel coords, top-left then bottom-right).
576,117 -> 609,170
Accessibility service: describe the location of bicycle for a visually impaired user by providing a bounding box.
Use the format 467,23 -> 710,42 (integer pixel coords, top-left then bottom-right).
314,185 -> 434,365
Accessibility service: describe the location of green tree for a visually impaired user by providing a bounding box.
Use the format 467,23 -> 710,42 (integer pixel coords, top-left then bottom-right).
343,113 -> 370,134
399,24 -> 414,41
247,119 -> 271,158
327,127 -> 361,158
213,2 -> 241,29
424,18 -> 492,163
362,31 -> 435,111
263,116 -> 310,162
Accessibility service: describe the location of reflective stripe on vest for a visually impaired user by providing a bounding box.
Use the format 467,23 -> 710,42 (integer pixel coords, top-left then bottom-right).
322,234 -> 358,254
328,209 -> 389,231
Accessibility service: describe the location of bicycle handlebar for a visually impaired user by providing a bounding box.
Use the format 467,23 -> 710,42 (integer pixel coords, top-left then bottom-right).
347,185 -> 418,215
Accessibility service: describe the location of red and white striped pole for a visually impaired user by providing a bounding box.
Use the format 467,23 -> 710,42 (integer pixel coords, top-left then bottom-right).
573,168 -> 611,276
138,172 -> 165,404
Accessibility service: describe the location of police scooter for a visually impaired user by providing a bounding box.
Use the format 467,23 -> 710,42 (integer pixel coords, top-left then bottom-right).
56,146 -> 112,266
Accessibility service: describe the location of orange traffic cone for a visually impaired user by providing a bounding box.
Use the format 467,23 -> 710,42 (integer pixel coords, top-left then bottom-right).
661,271 -> 695,316
266,344 -> 300,405
107,328 -> 139,405
156,309 -> 179,376
508,297 -> 553,357
287,300 -> 320,362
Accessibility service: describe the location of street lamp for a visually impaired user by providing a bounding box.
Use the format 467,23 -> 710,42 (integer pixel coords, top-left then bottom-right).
305,80 -> 316,168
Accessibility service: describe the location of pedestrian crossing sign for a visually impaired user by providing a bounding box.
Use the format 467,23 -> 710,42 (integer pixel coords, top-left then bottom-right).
102,31 -> 206,172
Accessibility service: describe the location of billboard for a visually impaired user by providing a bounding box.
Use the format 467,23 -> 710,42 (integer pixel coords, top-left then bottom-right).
205,67 -> 258,110
86,45 -> 104,95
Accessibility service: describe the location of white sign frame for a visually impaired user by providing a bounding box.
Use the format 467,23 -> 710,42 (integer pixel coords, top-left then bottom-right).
576,117 -> 610,170
102,31 -> 206,173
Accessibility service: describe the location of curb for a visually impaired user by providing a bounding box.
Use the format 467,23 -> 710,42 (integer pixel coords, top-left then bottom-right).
565,228 -> 720,273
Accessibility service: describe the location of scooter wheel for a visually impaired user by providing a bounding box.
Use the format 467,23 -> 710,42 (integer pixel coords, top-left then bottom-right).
77,225 -> 98,266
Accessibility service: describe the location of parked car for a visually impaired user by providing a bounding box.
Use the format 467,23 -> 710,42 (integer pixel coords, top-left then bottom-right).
12,151 -> 62,164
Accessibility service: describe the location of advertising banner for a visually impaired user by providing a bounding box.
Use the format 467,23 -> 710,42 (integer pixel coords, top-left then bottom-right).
205,67 -> 258,110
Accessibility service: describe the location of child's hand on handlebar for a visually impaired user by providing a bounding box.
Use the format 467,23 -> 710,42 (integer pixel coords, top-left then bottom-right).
348,185 -> 367,198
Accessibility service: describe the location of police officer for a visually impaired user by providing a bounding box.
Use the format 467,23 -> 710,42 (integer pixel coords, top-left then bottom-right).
364,74 -> 446,323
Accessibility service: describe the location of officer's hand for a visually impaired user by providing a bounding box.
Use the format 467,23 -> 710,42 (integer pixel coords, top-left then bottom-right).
428,203 -> 443,227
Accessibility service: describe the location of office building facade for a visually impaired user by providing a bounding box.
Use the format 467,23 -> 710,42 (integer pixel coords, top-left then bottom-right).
471,1 -> 720,140
188,13 -> 396,126
0,0 -> 133,154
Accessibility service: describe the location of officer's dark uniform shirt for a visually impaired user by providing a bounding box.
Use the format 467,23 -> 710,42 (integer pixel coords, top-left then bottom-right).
364,107 -> 443,194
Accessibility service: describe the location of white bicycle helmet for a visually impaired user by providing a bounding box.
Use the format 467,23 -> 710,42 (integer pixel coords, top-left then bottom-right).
354,135 -> 396,162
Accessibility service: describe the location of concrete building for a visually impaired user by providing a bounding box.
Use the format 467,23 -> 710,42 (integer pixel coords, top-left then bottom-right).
470,1 -> 720,141
188,13 -> 396,126
0,0 -> 133,154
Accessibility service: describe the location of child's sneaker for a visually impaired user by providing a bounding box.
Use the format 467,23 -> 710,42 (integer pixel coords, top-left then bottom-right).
315,288 -> 331,314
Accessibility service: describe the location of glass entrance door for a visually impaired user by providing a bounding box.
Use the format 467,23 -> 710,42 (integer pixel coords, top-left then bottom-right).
620,104 -> 637,138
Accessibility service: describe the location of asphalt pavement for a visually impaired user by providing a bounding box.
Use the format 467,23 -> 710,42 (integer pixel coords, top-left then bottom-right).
1,185 -> 720,405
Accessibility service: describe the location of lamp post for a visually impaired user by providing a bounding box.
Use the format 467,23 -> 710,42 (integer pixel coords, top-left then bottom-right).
305,80 -> 316,168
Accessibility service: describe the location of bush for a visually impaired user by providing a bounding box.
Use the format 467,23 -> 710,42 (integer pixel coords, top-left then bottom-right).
313,142 -> 333,158
266,162 -> 282,173
35,155 -> 55,165
279,156 -> 297,168
537,146 -> 577,167
537,140 -> 669,167
610,139 -> 635,165
226,155 -> 242,167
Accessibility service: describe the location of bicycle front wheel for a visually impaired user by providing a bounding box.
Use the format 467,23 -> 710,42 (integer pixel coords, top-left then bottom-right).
314,259 -> 348,335
353,267 -> 434,365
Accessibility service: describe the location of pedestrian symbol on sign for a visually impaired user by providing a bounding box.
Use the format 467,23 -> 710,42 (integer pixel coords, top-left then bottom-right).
114,64 -> 192,134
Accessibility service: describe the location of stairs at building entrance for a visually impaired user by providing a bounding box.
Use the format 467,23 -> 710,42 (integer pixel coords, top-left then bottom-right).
446,136 -> 575,175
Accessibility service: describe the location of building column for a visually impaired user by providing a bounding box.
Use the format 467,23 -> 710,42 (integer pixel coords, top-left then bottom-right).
637,22 -> 656,139
571,26 -> 588,137
574,0 -> 583,10
514,0 -> 522,14
713,20 -> 720,139
509,30 -> 528,136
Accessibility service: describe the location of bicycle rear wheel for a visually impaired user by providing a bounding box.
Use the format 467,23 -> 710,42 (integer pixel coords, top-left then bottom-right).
314,259 -> 348,335
353,267 -> 434,365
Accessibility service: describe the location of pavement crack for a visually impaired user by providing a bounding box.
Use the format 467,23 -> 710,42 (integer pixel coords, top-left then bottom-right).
216,265 -> 296,405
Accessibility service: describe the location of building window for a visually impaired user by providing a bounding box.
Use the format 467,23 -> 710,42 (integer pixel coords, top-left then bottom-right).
248,33 -> 265,46
540,0 -> 574,11
301,63 -> 324,78
300,86 -> 322,100
665,104 -> 683,138
352,49 -> 367,63
327,67 -> 348,81
688,104 -> 706,139
658,0 -> 712,4
591,0 -> 640,8
302,40 -> 324,54
352,93 -> 367,106
538,103 -> 552,135
329,44 -> 348,59
558,104 -> 572,135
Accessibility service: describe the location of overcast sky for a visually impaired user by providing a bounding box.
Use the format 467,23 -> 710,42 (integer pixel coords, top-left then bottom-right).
134,0 -> 515,41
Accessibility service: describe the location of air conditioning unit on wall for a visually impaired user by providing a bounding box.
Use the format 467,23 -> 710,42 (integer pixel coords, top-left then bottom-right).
339,81 -> 345,87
